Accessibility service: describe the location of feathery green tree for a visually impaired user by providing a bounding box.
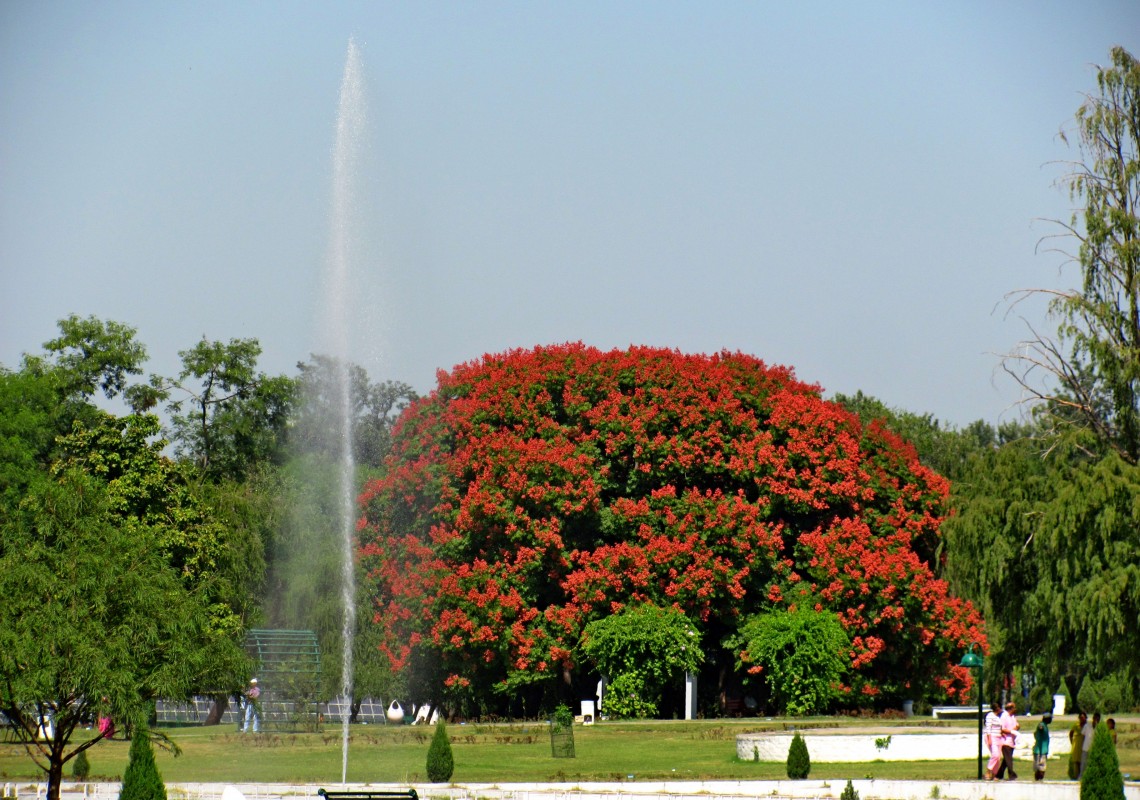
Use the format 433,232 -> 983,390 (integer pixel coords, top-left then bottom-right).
786,732 -> 811,779
1080,723 -> 1123,800
120,724 -> 166,800
425,718 -> 454,782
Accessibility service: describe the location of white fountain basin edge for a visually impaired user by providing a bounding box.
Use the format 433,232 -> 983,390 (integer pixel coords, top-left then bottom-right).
735,731 -> 1073,763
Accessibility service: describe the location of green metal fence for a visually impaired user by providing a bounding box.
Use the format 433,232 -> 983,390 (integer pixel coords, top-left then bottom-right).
244,629 -> 323,732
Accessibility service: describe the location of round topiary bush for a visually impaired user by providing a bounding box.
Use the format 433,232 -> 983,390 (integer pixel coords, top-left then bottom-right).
426,718 -> 454,783
786,732 -> 811,779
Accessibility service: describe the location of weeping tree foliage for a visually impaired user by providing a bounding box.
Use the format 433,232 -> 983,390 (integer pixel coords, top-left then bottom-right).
951,47 -> 1140,701
580,604 -> 703,719
945,439 -> 1140,697
731,608 -> 850,716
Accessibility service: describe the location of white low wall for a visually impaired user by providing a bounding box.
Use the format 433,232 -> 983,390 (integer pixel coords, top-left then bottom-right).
736,731 -> 1073,762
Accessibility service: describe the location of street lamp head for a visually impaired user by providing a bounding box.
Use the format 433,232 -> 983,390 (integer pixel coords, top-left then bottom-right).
959,644 -> 984,669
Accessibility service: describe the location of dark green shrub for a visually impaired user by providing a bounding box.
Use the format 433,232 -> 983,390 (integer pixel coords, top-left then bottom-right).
840,779 -> 859,800
1080,724 -> 1123,800
786,732 -> 810,779
1077,674 -> 1132,713
119,725 -> 166,800
425,718 -> 454,783
71,748 -> 90,780
1028,683 -> 1054,715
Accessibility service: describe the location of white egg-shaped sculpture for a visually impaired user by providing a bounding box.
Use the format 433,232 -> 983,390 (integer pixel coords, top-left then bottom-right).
386,700 -> 405,724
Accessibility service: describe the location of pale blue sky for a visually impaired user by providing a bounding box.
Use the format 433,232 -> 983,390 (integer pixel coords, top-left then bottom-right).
2,2 -> 1138,425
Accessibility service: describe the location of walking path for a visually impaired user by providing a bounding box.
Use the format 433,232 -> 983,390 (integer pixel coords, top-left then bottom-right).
5,779 -> 1138,800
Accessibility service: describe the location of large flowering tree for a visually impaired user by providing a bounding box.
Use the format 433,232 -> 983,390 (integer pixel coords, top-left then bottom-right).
358,344 -> 984,714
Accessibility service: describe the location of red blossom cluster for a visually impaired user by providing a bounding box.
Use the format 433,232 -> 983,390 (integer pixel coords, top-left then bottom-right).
358,344 -> 984,708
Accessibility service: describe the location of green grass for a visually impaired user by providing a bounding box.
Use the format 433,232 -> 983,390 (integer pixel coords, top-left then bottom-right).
2,718 -> 1136,785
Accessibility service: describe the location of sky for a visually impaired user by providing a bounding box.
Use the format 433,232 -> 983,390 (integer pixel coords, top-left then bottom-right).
2,1 -> 1138,427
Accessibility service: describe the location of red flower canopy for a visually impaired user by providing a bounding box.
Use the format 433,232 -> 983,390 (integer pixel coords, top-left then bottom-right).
359,344 -> 983,708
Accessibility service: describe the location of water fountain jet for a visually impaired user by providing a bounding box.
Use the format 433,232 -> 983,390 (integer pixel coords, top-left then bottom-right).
322,37 -> 367,786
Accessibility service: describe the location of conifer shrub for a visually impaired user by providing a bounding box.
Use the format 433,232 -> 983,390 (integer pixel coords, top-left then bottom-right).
840,779 -> 859,800
786,732 -> 810,779
71,748 -> 90,780
119,724 -> 166,800
425,718 -> 454,783
1080,724 -> 1123,800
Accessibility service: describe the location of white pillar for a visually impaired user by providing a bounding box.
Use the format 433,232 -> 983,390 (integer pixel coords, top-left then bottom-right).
685,671 -> 697,720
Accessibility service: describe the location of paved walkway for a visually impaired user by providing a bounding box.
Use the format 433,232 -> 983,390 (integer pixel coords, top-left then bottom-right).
6,779 -> 1139,800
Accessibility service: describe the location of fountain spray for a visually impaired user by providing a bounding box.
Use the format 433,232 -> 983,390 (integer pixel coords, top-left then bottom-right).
326,38 -> 366,786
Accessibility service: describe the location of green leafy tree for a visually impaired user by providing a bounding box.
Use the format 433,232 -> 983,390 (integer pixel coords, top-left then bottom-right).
1080,723 -> 1123,800
1,315 -> 151,506
40,314 -> 149,404
731,608 -> 850,716
0,471 -> 242,800
425,718 -> 454,782
53,411 -> 264,639
786,732 -> 810,779
840,780 -> 859,800
580,604 -> 703,719
154,337 -> 296,480
119,723 -> 167,800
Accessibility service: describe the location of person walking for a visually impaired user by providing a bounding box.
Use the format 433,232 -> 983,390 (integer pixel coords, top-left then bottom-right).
1033,713 -> 1052,780
995,701 -> 1019,780
984,702 -> 1003,780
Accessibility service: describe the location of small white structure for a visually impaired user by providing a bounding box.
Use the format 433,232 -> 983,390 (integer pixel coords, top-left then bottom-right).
386,700 -> 405,724
413,703 -> 438,725
580,700 -> 595,725
221,786 -> 246,800
684,672 -> 697,721
1053,694 -> 1067,715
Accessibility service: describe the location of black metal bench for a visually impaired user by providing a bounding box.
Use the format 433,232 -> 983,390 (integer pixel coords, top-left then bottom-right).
318,789 -> 419,800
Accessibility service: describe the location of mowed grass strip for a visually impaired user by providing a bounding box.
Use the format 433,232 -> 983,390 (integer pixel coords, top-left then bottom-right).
1,719 -> 1135,784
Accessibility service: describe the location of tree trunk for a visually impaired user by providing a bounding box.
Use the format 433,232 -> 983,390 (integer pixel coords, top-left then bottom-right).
47,755 -> 64,800
204,694 -> 228,726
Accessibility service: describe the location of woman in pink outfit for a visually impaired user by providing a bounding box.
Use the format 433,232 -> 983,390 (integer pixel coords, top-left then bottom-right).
995,701 -> 1020,780
984,702 -> 1003,779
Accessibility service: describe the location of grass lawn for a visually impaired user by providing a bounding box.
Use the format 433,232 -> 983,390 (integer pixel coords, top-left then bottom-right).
1,718 -> 1135,785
